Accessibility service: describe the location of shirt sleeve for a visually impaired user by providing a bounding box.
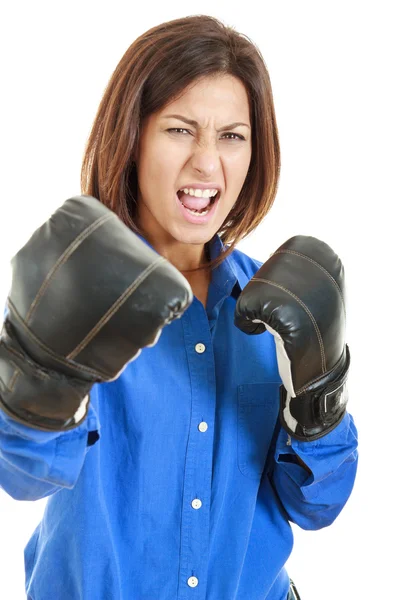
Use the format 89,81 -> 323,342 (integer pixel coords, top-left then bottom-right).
270,411 -> 358,530
0,400 -> 100,501
0,304 -> 101,501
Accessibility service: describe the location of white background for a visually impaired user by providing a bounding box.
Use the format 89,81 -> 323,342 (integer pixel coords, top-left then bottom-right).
0,1 -> 398,598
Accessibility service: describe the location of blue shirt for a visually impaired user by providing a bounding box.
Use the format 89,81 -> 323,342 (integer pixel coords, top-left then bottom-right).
0,233 -> 358,600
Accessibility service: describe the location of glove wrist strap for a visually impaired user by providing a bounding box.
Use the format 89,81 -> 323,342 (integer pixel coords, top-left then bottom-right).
280,344 -> 350,442
0,320 -> 92,431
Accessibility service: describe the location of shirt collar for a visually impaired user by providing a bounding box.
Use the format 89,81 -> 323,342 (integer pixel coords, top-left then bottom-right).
207,234 -> 248,294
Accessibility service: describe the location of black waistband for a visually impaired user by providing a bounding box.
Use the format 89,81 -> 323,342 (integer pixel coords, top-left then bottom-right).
287,579 -> 301,600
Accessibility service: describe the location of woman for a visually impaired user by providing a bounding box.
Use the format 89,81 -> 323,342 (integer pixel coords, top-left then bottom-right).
0,14 -> 358,600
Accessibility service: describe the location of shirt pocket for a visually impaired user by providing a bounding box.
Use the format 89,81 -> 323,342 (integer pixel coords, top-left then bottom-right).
237,382 -> 280,480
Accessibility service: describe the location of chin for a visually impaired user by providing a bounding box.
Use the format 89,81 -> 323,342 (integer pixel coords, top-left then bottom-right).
170,226 -> 216,246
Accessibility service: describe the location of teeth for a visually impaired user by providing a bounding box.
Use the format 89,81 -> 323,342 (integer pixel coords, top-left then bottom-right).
183,205 -> 211,216
179,187 -> 218,198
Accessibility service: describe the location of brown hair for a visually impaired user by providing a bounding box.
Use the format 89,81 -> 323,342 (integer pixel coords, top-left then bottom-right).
80,14 -> 280,272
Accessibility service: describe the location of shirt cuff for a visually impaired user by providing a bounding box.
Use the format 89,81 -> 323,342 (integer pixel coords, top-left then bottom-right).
0,396 -> 100,445
275,412 -> 358,488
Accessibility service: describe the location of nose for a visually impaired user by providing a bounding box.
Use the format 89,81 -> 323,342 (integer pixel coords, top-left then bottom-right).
190,142 -> 220,178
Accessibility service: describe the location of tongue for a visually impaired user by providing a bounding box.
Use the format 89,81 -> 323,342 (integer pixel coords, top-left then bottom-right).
179,193 -> 211,211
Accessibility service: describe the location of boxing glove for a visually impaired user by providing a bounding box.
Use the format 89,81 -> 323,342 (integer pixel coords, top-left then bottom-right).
0,195 -> 193,432
234,235 -> 350,442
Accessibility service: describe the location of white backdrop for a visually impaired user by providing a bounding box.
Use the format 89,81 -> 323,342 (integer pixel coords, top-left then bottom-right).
0,1 -> 398,599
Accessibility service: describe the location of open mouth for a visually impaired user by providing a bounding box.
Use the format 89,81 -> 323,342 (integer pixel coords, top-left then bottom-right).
176,190 -> 220,216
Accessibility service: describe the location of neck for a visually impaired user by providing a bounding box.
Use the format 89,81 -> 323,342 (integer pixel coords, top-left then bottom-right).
136,204 -> 212,272
144,236 -> 209,272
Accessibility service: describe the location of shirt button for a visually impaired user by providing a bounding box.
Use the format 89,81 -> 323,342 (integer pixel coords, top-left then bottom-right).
192,498 -> 202,509
187,576 -> 199,588
198,421 -> 208,432
195,343 -> 206,354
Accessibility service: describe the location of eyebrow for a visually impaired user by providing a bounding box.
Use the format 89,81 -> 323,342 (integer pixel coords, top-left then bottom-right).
162,114 -> 250,131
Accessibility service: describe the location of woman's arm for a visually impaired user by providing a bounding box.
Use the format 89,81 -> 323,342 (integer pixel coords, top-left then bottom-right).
270,411 -> 358,530
0,400 -> 100,501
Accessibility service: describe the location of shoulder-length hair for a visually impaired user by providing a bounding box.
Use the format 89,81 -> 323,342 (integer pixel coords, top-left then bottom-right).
80,14 -> 280,272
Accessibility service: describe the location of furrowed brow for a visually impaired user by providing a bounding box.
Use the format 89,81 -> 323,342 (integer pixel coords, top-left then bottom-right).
163,114 -> 250,131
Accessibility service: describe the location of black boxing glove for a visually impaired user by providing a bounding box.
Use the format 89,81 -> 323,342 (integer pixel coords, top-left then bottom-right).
0,195 -> 193,432
234,235 -> 350,442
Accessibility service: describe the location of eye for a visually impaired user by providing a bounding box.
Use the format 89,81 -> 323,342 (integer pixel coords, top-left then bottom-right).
221,132 -> 245,141
167,128 -> 245,141
167,128 -> 191,135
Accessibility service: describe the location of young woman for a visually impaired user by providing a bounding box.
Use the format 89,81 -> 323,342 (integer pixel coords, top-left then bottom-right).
0,14 -> 358,600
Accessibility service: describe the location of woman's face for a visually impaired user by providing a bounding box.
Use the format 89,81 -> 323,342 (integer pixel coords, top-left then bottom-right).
135,74 -> 252,249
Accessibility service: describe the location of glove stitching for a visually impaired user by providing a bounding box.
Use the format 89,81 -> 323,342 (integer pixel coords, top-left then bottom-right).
25,212 -> 114,326
7,254 -> 170,379
69,256 -> 169,359
272,249 -> 346,320
6,302 -> 110,380
250,278 -> 326,374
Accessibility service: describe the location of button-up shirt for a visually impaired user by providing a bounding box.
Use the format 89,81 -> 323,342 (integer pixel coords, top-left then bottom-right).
0,233 -> 358,600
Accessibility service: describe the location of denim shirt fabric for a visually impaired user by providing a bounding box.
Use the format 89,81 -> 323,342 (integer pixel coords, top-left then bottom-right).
0,233 -> 358,600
